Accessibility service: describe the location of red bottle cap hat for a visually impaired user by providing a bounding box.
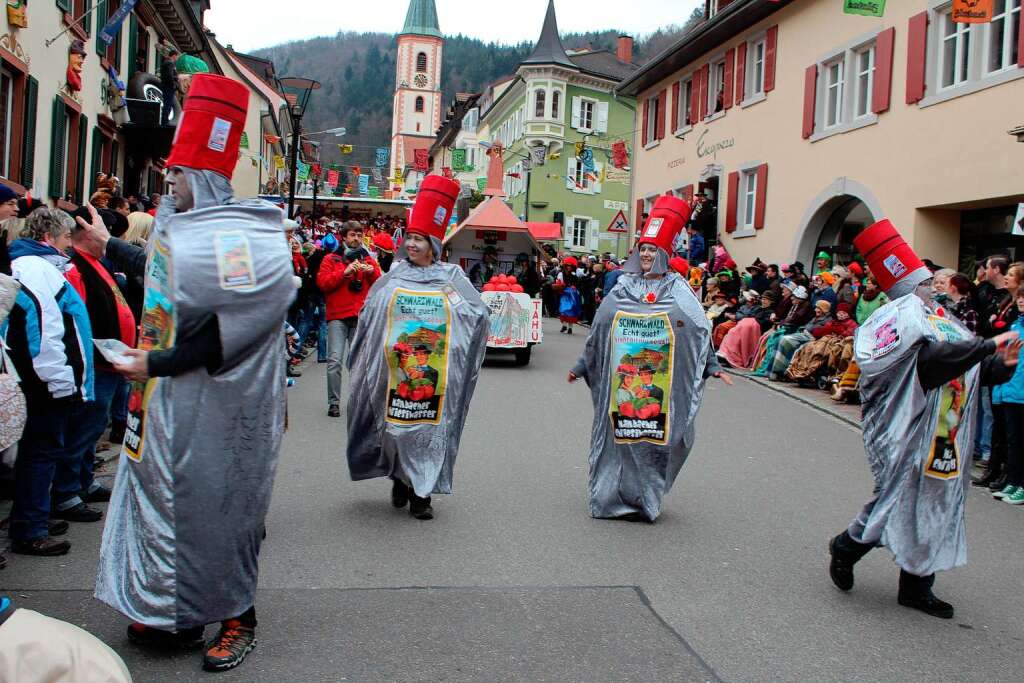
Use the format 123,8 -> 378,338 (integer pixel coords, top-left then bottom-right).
406,175 -> 460,242
638,195 -> 691,256
852,219 -> 932,299
165,74 -> 249,180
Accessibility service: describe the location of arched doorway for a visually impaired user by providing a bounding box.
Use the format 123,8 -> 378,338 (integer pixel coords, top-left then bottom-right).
792,179 -> 883,267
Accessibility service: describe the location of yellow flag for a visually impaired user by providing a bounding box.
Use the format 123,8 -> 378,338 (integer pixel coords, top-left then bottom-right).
339,144 -> 353,154
274,155 -> 285,170
548,151 -> 561,161
394,167 -> 404,183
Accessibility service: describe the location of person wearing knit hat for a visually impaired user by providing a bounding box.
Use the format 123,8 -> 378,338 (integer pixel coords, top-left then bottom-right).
828,218 -> 1022,621
766,294 -> 834,380
567,195 -> 730,522
80,74 -> 295,672
346,174 -> 489,522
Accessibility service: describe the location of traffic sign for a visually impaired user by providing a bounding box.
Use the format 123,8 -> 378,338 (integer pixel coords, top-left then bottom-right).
607,209 -> 629,233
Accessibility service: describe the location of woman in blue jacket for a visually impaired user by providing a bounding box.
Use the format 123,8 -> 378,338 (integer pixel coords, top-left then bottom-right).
992,292 -> 1024,505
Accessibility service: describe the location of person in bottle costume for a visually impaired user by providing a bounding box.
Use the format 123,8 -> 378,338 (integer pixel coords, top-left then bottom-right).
568,195 -> 731,522
88,74 -> 295,671
828,219 -> 1020,619
346,175 -> 489,520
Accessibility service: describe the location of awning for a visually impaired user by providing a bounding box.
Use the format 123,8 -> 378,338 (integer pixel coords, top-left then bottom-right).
527,222 -> 562,241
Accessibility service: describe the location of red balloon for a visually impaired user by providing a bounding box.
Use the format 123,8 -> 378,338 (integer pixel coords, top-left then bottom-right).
507,275 -> 518,285
483,283 -> 496,291
496,283 -> 510,291
511,284 -> 524,293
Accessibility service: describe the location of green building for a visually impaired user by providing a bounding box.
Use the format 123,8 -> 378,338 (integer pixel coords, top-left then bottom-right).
477,0 -> 638,257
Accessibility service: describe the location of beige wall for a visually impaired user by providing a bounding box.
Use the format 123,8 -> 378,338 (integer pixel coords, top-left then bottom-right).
631,0 -> 1024,268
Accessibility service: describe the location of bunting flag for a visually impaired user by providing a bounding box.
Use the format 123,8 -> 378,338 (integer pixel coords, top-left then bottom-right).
99,0 -> 139,45
296,161 -> 310,182
311,163 -> 322,179
414,148 -> 429,171
375,147 -> 389,167
327,169 -> 340,187
339,144 -> 353,154
476,177 -> 487,192
239,132 -> 250,150
358,174 -> 370,196
274,155 -> 285,170
611,140 -> 630,169
352,165 -> 362,180
451,149 -> 467,171
394,167 -> 404,184
952,0 -> 992,22
264,134 -> 282,145
443,167 -> 454,179
368,186 -> 380,198
842,0 -> 885,16
371,167 -> 383,183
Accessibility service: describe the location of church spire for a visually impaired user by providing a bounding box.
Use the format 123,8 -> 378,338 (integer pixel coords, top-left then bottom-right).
522,0 -> 575,68
401,0 -> 442,38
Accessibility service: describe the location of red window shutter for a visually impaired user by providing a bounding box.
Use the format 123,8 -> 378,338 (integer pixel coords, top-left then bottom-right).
689,72 -> 699,125
725,171 -> 739,233
656,88 -> 667,140
906,12 -> 928,104
872,27 -> 895,114
642,97 -> 650,145
764,25 -> 778,92
802,65 -> 817,139
680,184 -> 694,201
735,42 -> 747,105
754,163 -> 768,230
723,48 -> 735,109
636,198 -> 645,230
699,64 -> 710,121
671,81 -> 680,132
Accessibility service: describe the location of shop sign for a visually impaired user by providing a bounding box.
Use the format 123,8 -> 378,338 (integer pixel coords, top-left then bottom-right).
604,200 -> 628,211
843,0 -> 885,16
696,130 -> 735,159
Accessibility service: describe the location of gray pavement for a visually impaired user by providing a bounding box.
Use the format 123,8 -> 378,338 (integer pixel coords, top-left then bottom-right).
3,317 -> 1023,682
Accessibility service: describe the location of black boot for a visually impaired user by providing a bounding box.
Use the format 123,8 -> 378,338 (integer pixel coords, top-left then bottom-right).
391,479 -> 409,508
898,570 -> 954,619
108,420 -> 127,445
988,470 -> 1009,492
828,531 -> 874,591
409,492 -> 433,520
971,462 -> 998,487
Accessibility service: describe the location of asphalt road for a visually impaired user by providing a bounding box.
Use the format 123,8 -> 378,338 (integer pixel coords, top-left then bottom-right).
3,317 -> 1023,681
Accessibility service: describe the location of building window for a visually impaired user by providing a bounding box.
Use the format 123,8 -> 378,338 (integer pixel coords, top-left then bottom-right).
551,90 -> 560,119
853,45 -> 875,119
741,169 -> 757,229
415,96 -> 424,112
573,159 -> 590,191
677,77 -> 693,129
416,52 -> 427,72
939,9 -> 971,89
534,89 -> 546,117
0,69 -> 12,179
580,98 -> 594,130
709,59 -> 726,113
570,216 -> 588,249
645,94 -> 658,141
824,58 -> 844,128
987,0 -> 1022,74
749,39 -> 766,95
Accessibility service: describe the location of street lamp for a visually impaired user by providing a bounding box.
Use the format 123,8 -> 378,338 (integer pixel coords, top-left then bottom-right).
278,76 -> 321,219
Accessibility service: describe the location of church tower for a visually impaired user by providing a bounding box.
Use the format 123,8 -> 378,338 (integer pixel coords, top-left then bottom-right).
391,0 -> 443,191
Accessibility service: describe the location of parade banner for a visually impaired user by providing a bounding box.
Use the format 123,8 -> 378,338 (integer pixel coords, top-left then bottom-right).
952,0 -> 993,22
125,236 -> 175,462
451,148 -> 467,171
99,0 -> 139,45
480,291 -> 533,348
608,311 -> 674,446
375,147 -> 389,167
414,148 -> 429,171
529,299 -> 544,344
843,0 -> 885,16
384,289 -> 451,425
358,173 -> 370,195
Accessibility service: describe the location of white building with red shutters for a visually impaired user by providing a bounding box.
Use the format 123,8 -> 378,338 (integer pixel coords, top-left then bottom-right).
618,0 -> 1024,272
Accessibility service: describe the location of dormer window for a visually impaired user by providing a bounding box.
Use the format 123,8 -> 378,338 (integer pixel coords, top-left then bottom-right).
416,52 -> 428,72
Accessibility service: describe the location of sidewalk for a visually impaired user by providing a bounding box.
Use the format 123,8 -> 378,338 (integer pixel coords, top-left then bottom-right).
725,369 -> 862,429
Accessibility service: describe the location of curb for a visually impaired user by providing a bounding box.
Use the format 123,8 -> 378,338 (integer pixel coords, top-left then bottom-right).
724,368 -> 862,430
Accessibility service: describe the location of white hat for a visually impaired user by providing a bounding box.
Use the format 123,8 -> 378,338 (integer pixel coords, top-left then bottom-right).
792,286 -> 809,300
283,218 -> 299,232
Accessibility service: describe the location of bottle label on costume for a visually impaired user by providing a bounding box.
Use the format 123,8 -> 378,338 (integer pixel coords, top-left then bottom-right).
923,315 -> 968,480
384,288 -> 451,425
869,314 -> 901,359
208,117 -> 231,152
883,254 -> 906,278
644,218 -> 664,238
124,236 -> 176,463
214,231 -> 257,290
607,311 -> 674,446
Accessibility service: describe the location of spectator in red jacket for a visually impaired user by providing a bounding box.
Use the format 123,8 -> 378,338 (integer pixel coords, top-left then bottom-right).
317,220 -> 381,417
811,302 -> 858,339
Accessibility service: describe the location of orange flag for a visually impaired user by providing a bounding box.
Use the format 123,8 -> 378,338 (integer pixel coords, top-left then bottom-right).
952,0 -> 993,23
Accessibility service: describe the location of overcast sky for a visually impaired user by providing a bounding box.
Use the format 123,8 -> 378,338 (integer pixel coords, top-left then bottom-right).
205,0 -> 703,52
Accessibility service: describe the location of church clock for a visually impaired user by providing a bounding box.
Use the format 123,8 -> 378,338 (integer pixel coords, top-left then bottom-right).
414,73 -> 428,88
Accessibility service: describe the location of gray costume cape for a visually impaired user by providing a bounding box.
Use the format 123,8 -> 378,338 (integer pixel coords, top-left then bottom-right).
95,171 -> 294,630
847,294 -> 995,576
346,257 -> 488,497
572,271 -> 718,520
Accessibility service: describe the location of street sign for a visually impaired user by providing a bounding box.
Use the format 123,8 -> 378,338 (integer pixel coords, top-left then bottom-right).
607,210 -> 629,233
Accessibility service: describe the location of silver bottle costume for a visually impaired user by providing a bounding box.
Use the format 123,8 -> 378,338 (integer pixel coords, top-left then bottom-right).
847,294 -> 981,575
346,258 -> 488,497
95,172 -> 294,630
572,271 -> 717,520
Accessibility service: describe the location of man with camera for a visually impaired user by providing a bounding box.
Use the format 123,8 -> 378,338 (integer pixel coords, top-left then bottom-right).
317,220 -> 381,417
